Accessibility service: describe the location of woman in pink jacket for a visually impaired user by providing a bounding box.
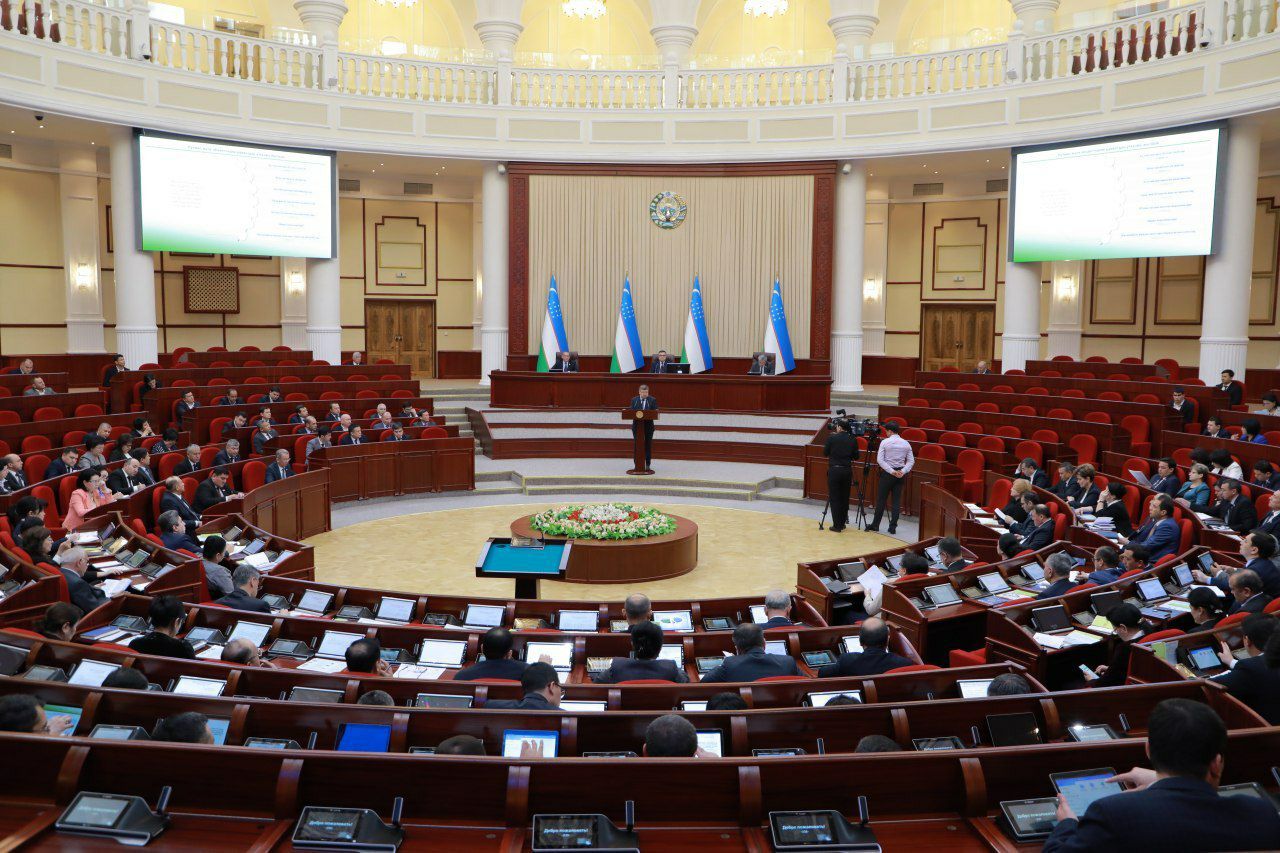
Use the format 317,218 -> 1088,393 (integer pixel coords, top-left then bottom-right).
63,468 -> 109,531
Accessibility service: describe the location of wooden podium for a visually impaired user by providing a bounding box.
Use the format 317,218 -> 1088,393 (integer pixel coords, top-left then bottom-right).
623,408 -> 658,475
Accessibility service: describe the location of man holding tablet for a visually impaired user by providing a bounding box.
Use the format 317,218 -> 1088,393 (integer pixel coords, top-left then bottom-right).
1043,698 -> 1280,851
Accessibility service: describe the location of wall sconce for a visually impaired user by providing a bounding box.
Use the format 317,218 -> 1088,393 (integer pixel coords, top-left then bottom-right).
287,269 -> 305,296
75,263 -> 94,292
863,277 -> 882,301
1054,275 -> 1078,303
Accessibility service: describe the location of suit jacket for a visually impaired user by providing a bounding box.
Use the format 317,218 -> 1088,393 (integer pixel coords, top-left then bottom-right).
1068,484 -> 1100,509
175,401 -> 199,420
761,616 -> 794,629
214,588 -> 273,613
214,396 -> 240,406
202,560 -> 233,598
324,412 -> 344,422
1175,481 -> 1210,510
338,435 -> 365,446
104,468 -> 139,495
1036,578 -> 1076,600
1255,509 -> 1280,538
1210,495 -> 1258,534
1020,519 -> 1054,551
1129,517 -> 1180,561
62,489 -> 101,531
1202,428 -> 1232,439
1218,381 -> 1244,407
1093,638 -> 1135,688
1148,473 -> 1180,496
1212,655 -> 1280,724
1214,558 -> 1280,600
1093,500 -> 1133,537
161,529 -> 202,554
699,647 -> 802,683
212,451 -> 242,466
943,558 -> 969,573
128,631 -> 196,660
60,568 -> 108,614
159,491 -> 201,528
101,364 -> 123,389
1169,400 -> 1196,425
1228,592 -> 1273,617
747,361 -> 775,375
649,359 -> 674,373
629,396 -> 658,412
172,459 -> 200,476
453,658 -> 528,682
193,479 -> 231,514
1050,478 -> 1082,502
1042,776 -> 1280,853
133,466 -> 155,487
817,647 -> 911,678
592,657 -> 688,684
264,463 -> 294,483
252,430 -> 279,456
1,470 -> 26,493
549,356 -> 578,373
44,459 -> 74,479
486,692 -> 559,710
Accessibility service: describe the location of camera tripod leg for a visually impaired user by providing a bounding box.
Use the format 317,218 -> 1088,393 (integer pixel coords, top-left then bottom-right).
819,499 -> 830,530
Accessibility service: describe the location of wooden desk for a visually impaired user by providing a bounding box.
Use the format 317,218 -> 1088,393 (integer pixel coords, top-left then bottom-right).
309,439 -> 475,502
148,380 -> 419,426
506,354 -> 832,376
0,353 -> 110,387
0,373 -> 68,395
489,371 -> 832,413
179,350 -> 313,367
185,396 -> 438,444
239,469 -> 332,541
879,406 -> 1127,457
0,390 -> 106,422
1025,360 -> 1166,379
110,364 -> 412,412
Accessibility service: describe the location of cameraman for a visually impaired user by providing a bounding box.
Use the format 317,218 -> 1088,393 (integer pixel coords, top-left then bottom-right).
823,418 -> 859,532
867,420 -> 914,535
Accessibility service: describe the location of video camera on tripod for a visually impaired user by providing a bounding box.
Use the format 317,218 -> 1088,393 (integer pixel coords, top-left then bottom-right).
829,409 -> 880,438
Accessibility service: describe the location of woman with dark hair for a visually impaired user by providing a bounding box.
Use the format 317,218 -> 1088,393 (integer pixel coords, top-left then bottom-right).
1175,463 -> 1211,511
108,434 -> 134,463
1238,418 -> 1268,444
19,525 -> 57,566
140,373 -> 161,401
1209,449 -> 1243,480
1185,586 -> 1226,632
63,468 -> 106,531
1092,481 -> 1133,537
37,602 -> 83,642
6,496 -> 46,538
1069,464 -> 1100,509
1086,603 -> 1144,688
130,417 -> 154,440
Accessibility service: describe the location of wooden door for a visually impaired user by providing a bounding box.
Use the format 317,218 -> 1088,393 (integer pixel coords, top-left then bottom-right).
364,300 -> 436,376
920,304 -> 995,372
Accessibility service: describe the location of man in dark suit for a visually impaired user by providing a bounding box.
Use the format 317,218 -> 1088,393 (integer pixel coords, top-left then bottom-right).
214,564 -> 272,613
172,444 -> 203,477
9,358 -> 34,376
157,509 -> 201,553
629,385 -> 658,468
386,423 -> 409,442
0,455 -> 27,494
935,536 -> 969,572
1042,698 -> 1280,851
1211,613 -> 1279,724
817,618 -> 910,677
1201,416 -> 1231,439
1148,458 -> 1181,497
649,350 -> 674,373
194,468 -> 241,514
289,405 -> 310,425
1226,570 -> 1272,617
1168,386 -> 1196,426
159,476 -> 201,533
454,627 -> 529,682
264,449 -> 294,483
45,447 -> 78,480
758,589 -> 797,629
251,420 -> 278,456
1087,544 -> 1137,586
1217,369 -> 1244,407
1018,504 -> 1055,551
58,547 -> 107,614
1014,458 -> 1049,489
324,403 -> 344,423
593,620 -> 688,683
346,351 -> 365,367
1120,494 -> 1179,561
338,425 -> 366,446
129,449 -> 155,487
221,414 -> 248,439
549,351 -> 578,373
1035,551 -> 1077,600
1209,478 -> 1257,534
1049,462 -> 1081,502
485,663 -> 562,710
174,390 -> 200,421
105,458 -> 144,495
212,439 -> 243,466
1255,490 -> 1280,538
747,353 -> 774,375
1251,460 -> 1280,490
973,360 -> 993,375
699,623 -> 802,683
213,388 -> 241,407
100,353 -> 126,389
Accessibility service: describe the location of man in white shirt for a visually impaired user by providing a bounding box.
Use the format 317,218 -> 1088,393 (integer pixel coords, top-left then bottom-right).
867,421 -> 914,535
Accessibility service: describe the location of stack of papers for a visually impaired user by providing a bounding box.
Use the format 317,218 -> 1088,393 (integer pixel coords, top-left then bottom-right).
296,658 -> 346,673
240,552 -> 270,569
393,665 -> 445,680
70,532 -> 100,545
1063,629 -> 1103,646
196,645 -> 226,660
98,579 -> 131,598
1034,632 -> 1068,649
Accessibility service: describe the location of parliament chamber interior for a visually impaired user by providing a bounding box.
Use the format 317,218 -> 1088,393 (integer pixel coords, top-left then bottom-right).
3,0 -> 1280,849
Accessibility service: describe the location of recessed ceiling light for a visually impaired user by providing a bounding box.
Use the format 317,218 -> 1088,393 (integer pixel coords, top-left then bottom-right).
37,124 -> 44,129
379,163 -> 384,166
985,159 -> 990,163
933,170 -> 938,174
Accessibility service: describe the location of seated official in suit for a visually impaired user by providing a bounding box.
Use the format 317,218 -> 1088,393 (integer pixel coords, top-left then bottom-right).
100,353 -> 126,389
157,510 -> 201,554
213,388 -> 241,407
1091,482 -> 1134,537
1050,462 -> 1082,503
339,425 -> 367,445
8,357 -> 34,375
306,428 -> 333,463
700,622 -> 802,682
1018,504 -> 1055,551
1217,369 -> 1244,407
1042,698 -> 1280,852
23,376 -> 55,396
759,589 -> 797,628
288,405 -> 310,425
485,663 -> 563,710
1201,416 -> 1231,439
128,595 -> 196,660
936,537 -> 969,572
748,353 -> 774,375
214,565 -> 272,613
1251,460 -> 1280,490
1210,614 -> 1280,724
817,618 -> 911,677
44,447 -> 78,480
1084,603 -> 1143,688
1181,586 -> 1228,634
593,620 -> 689,683
1168,386 -> 1196,426
343,638 -> 392,677
1068,464 -> 1101,510
57,547 -> 107,615
385,423 -> 409,442
174,390 -> 200,421
1118,495 -> 1178,561
1035,551 -> 1078,600
549,351 -> 578,373
201,535 -> 233,599
973,360 -> 993,375
129,449 -> 155,487
649,350 -> 675,373
0,455 -> 27,494
1255,490 -> 1280,539
346,351 -> 365,367
159,476 -> 201,533
213,438 -> 244,465
104,458 -> 145,496
1088,544 -> 1144,586
193,467 -> 243,514
251,420 -> 279,456
1208,477 -> 1257,533
1225,569 -> 1273,617
1148,458 -> 1181,497
264,449 -> 295,483
1014,458 -> 1050,489
453,627 -> 529,682
323,402 -> 344,422
172,444 -> 203,477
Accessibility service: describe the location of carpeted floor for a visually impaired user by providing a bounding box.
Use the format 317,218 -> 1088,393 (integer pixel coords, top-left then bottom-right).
307,502 -> 898,601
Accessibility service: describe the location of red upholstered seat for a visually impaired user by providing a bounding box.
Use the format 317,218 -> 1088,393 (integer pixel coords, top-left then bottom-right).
278,360 -> 300,367
244,376 -> 267,385
241,460 -> 267,493
939,366 -> 959,373
349,374 -> 369,382
21,435 -> 52,453
245,360 -> 266,367
26,454 -> 50,484
995,425 -> 1021,438
1106,373 -> 1130,381
315,375 -> 335,383
904,398 -> 927,408
1067,582 -> 1095,593
74,403 -> 103,417
1133,393 -> 1160,405
1084,356 -> 1107,363
1053,513 -> 1068,540
209,417 -> 230,443
756,675 -> 809,682
1005,369 -> 1025,376
1154,358 -> 1179,379
209,346 -> 229,352
279,375 -> 302,383
210,360 -> 232,368
421,427 -> 448,439
917,444 -> 945,461
956,448 -> 984,502
1031,429 -> 1058,444
1026,387 -> 1049,396
1014,440 -> 1042,466
1122,458 -> 1150,478
1217,612 -> 1248,629
939,400 -> 963,410
958,383 -> 979,392
208,377 -> 230,386
975,402 -> 999,413
320,391 -> 343,400
0,412 -> 19,426
1068,433 -> 1098,465
938,431 -> 965,447
310,360 -> 330,366
1143,628 -> 1184,643
901,428 -> 927,443
356,390 -> 379,399
977,435 -> 1004,452
375,358 -> 396,365
923,381 -> 945,389
1051,355 -> 1073,361
1046,408 -> 1072,420
919,419 -> 945,431
992,385 -> 1014,394
1083,411 -> 1111,424
1073,371 -> 1095,380
199,446 -> 219,468
391,390 -> 413,398
1117,568 -> 1144,581
1011,405 -> 1036,416
31,484 -> 59,526
1040,370 -> 1062,378
272,346 -> 293,352
957,422 -> 982,435
286,393 -> 308,402
948,647 -> 987,667
1097,391 -> 1123,401
1264,598 -> 1280,614
33,406 -> 62,422
987,478 -> 1011,512
239,345 -> 261,352
1121,415 -> 1151,457
1060,389 -> 1084,398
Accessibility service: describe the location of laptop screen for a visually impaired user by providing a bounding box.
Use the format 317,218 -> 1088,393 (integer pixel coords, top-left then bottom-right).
316,630 -> 363,659
172,675 -> 226,696
419,639 -> 467,668
558,610 -> 598,632
68,660 -> 121,687
502,729 -> 558,758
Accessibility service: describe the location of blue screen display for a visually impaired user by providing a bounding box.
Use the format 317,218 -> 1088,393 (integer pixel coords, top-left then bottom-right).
335,723 -> 391,753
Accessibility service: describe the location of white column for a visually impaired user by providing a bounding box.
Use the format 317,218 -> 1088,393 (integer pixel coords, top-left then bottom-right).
472,188 -> 484,350
1046,260 -> 1083,359
108,126 -> 158,367
59,144 -> 106,353
280,258 -> 309,350
1009,0 -> 1059,34
1201,118 -> 1261,382
306,256 -> 341,364
862,185 -> 888,355
1002,259 -> 1042,372
479,162 -> 509,385
474,0 -> 524,105
650,0 -> 698,108
831,161 -> 866,393
827,0 -> 879,59
293,0 -> 347,88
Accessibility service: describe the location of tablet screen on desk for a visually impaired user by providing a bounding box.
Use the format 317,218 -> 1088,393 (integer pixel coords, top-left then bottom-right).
1052,768 -> 1122,817
503,729 -> 558,758
924,584 -> 960,606
1172,564 -> 1193,587
64,795 -> 130,829
463,604 -> 505,628
1136,577 -> 1166,602
1090,591 -> 1121,616
654,610 -> 694,632
68,660 -> 121,687
559,700 -> 607,712
414,693 -> 473,709
206,716 -> 230,745
771,812 -> 836,845
658,644 -> 684,666
749,605 -> 768,624
1031,605 -> 1070,633
696,729 -> 723,757
336,722 -> 391,753
764,640 -> 787,656
525,641 -> 573,670
533,816 -> 597,849
316,630 -> 363,659
839,637 -> 862,654
296,589 -> 332,613
172,676 -> 226,696
44,703 -> 82,736
557,610 -> 597,632
288,686 -> 343,704
227,621 -> 271,647
420,639 -> 467,668
987,712 -> 1041,746
978,573 -> 1010,594
376,597 -> 415,623
806,691 -> 861,707
1022,565 -> 1045,582
957,678 -> 993,699
295,810 -> 360,842
1188,646 -> 1221,671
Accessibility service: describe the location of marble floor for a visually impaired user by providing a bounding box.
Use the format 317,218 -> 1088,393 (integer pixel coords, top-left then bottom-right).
307,501 -> 905,601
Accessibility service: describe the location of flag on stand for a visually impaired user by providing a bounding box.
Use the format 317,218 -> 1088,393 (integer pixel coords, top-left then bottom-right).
681,275 -> 713,374
536,275 -> 570,372
763,277 -> 796,374
610,275 -> 644,373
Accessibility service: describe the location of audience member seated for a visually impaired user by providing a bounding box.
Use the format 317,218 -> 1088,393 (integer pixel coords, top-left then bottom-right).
487,663 -> 562,710
104,457 -> 144,495
649,350 -> 675,373
0,454 -> 27,494
7,496 -> 44,539
251,419 -> 279,456
159,476 -> 201,533
453,627 -> 529,682
1217,369 -> 1244,407
1043,698 -> 1280,851
593,621 -> 689,683
150,429 -> 180,455
130,449 -> 156,486
158,510 -> 201,554
1207,477 -> 1256,533
1018,504 -> 1055,551
174,390 -> 200,421
936,536 -> 968,572
1251,460 -> 1280,491
1196,532 -> 1280,599
997,532 -> 1023,561
549,351 -> 578,373
1050,462 -> 1081,502
56,545 -> 106,615
643,714 -> 710,758
698,623 -> 802,683
706,692 -> 748,711
899,552 -> 932,576
987,673 -> 1032,696
624,593 -> 653,627
1010,493 -> 1038,537
215,565 -> 272,613
214,388 -> 241,407
344,638 -> 391,677
128,595 -> 196,659
100,353 -> 126,389
22,376 -> 54,396
358,690 -> 395,706
1119,495 -> 1178,561
1067,464 -> 1100,510
1209,450 -> 1244,482
172,444 -> 203,476
1037,552 -> 1078,600
76,435 -> 108,471
153,712 -> 214,745
193,467 -> 243,514
998,479 -> 1033,526
817,618 -> 910,677
107,435 -> 134,463
45,447 -> 78,480
20,525 -> 63,567
8,358 -> 34,376
854,735 -> 902,752
1226,570 -> 1272,617
1090,482 -> 1133,537
1174,463 -> 1211,511
1168,386 -> 1196,426
213,438 -> 244,465
1238,418 -> 1268,445
748,353 -> 774,375
201,536 -> 232,599
973,360 -> 992,375
36,602 -> 82,642
1148,458 -> 1181,496
0,695 -> 74,736
1183,586 -> 1228,633
437,735 -> 486,756
102,668 -> 151,690
1211,615 -> 1279,724
305,427 -> 333,462
1254,393 -> 1279,416
222,638 -> 275,668
346,351 -> 365,367
1013,457 -> 1049,489
1084,545 -> 1128,587
760,589 -> 795,628
1084,603 -> 1143,688
1257,490 -> 1280,538
1201,417 -> 1231,439
338,425 -> 366,446
264,449 -> 294,482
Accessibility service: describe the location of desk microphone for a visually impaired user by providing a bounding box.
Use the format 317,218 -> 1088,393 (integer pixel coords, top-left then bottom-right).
624,801 -> 635,834
815,737 -> 826,755
155,786 -> 173,816
306,731 -> 318,750
1118,713 -> 1131,735
969,725 -> 982,748
856,795 -> 870,828
390,797 -> 404,829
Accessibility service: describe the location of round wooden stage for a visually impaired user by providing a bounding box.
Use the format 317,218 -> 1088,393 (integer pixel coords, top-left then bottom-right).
508,514 -> 699,584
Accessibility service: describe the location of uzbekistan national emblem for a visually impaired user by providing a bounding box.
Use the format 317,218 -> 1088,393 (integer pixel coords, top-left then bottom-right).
649,192 -> 687,230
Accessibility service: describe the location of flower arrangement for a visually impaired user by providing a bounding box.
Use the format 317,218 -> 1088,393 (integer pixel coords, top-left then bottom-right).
529,503 -> 676,541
